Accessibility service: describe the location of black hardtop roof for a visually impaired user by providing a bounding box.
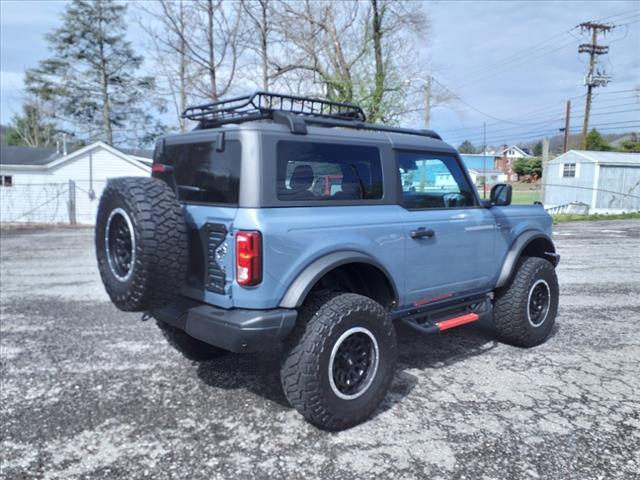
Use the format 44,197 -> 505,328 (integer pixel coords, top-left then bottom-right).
160,119 -> 456,155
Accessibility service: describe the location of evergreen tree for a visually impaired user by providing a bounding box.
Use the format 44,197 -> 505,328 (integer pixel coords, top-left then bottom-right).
26,0 -> 163,146
585,128 -> 611,152
457,140 -> 476,154
533,141 -> 543,157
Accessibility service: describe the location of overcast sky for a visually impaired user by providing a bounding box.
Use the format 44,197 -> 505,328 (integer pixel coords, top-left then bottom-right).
1,0 -> 639,147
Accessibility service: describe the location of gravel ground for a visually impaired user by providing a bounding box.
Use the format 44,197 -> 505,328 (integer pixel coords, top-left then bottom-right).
1,220 -> 639,479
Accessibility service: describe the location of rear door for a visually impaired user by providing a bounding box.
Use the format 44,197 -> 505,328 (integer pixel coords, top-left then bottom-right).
397,150 -> 497,305
154,136 -> 241,308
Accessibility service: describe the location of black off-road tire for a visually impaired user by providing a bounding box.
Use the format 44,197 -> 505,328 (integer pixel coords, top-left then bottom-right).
95,177 -> 187,312
156,321 -> 228,361
493,256 -> 559,347
280,293 -> 397,431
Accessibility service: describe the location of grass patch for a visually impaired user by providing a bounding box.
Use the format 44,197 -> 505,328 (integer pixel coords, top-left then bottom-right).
552,212 -> 640,224
512,190 -> 540,204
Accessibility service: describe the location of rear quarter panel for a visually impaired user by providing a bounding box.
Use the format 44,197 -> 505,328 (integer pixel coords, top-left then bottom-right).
231,206 -> 406,309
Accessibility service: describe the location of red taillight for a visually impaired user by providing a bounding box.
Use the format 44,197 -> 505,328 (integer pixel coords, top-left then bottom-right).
151,164 -> 174,173
236,231 -> 262,286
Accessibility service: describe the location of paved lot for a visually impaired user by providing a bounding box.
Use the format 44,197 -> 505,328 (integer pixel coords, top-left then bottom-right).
1,220 -> 639,479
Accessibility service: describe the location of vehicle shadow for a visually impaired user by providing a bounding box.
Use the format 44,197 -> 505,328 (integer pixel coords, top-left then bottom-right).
196,347 -> 290,408
371,316 -> 500,419
194,315 -> 518,415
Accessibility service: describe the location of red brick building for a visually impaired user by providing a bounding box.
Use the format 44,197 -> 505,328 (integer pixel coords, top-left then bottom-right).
495,145 -> 530,181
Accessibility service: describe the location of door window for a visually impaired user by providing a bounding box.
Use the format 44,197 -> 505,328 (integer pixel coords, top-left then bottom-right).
397,152 -> 476,209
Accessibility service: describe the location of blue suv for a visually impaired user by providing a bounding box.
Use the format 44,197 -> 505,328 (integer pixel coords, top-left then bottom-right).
95,92 -> 560,431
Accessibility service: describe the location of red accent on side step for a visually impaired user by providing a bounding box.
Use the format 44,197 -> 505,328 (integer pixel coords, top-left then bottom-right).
436,313 -> 479,331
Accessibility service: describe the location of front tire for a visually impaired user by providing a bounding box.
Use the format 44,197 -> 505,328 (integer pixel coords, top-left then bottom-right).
280,293 -> 397,431
493,256 -> 559,347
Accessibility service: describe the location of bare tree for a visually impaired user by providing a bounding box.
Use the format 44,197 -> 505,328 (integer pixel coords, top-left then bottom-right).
137,0 -> 193,131
183,0 -> 244,101
136,0 -> 441,128
270,0 -> 431,123
137,0 -> 244,119
6,96 -> 58,147
241,0 -> 273,91
272,1 -> 366,103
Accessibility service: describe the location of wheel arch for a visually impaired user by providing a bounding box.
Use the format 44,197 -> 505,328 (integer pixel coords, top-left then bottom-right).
496,231 -> 559,289
278,251 -> 399,309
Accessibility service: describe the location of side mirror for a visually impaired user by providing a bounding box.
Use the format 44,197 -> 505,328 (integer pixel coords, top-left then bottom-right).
489,183 -> 512,206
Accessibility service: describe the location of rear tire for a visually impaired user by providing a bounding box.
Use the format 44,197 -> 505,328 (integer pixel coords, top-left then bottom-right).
95,177 -> 187,312
156,321 -> 228,361
280,293 -> 397,431
493,256 -> 559,347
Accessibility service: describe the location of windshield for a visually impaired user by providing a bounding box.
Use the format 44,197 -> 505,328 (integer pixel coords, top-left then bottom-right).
155,139 -> 241,205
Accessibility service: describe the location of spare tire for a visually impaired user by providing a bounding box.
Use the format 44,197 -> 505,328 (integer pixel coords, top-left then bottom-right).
95,177 -> 187,312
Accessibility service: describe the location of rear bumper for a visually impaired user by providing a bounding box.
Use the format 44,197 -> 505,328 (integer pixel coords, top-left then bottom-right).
151,296 -> 297,353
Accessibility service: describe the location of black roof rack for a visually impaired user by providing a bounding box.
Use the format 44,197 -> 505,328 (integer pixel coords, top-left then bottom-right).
181,91 -> 442,141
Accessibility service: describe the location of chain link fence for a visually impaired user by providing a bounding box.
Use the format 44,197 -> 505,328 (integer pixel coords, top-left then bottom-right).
1,180 -> 107,225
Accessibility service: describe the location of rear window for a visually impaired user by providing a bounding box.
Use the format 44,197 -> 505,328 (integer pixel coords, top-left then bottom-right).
276,141 -> 383,201
158,140 -> 241,204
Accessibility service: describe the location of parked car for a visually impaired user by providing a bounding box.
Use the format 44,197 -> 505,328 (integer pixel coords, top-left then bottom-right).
95,92 -> 560,430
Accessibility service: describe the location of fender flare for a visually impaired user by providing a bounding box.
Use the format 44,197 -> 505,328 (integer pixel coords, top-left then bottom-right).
278,251 -> 399,308
496,231 -> 558,289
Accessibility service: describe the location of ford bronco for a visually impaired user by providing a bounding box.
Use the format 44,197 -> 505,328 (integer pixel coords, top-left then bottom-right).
95,92 -> 560,431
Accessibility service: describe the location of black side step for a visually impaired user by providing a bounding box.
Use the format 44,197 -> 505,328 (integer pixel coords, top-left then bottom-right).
399,295 -> 491,335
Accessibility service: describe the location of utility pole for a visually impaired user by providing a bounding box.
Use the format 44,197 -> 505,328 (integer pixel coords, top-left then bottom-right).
578,22 -> 613,148
562,100 -> 571,153
423,75 -> 432,129
482,121 -> 487,199
541,137 -> 550,204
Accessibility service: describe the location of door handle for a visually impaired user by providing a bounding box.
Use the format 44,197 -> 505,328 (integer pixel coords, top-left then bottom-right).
410,228 -> 435,239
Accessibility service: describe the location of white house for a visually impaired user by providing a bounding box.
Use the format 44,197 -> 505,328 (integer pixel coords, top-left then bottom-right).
0,141 -> 151,224
543,150 -> 640,214
498,145 -> 531,160
467,169 -> 507,185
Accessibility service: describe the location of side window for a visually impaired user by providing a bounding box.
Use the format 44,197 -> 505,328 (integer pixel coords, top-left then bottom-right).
161,140 -> 241,204
277,141 -> 383,201
562,163 -> 576,178
397,152 -> 476,209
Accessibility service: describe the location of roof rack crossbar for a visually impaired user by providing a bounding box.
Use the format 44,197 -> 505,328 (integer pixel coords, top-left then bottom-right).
300,115 -> 442,140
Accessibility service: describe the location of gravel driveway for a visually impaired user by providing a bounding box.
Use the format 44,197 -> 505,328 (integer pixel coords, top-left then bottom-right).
1,220 -> 639,479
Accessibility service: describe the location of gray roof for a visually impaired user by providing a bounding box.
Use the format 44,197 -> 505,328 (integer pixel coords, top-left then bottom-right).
120,148 -> 154,159
0,143 -> 154,167
0,145 -> 61,166
547,150 -> 640,166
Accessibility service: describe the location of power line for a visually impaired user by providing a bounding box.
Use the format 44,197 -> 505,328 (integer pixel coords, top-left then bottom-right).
439,90 -> 635,137
439,95 -> 637,142
452,31 -> 574,83
592,8 -> 640,22
445,118 -> 639,145
448,9 -> 638,91
436,92 -> 592,136
432,77 -> 533,125
453,38 -> 577,91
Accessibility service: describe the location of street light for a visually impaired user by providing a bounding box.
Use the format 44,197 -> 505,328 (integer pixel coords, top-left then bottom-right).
405,76 -> 431,129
